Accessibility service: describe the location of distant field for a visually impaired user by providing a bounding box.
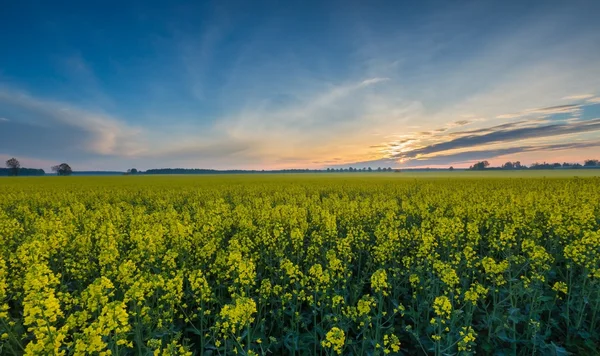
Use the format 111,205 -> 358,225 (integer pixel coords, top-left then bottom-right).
394,169 -> 600,178
2,169 -> 600,188
1,174 -> 599,355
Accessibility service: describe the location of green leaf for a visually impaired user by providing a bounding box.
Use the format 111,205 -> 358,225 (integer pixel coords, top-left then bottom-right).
551,342 -> 570,356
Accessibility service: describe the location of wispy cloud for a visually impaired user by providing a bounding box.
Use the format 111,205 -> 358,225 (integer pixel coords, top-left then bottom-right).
218,76 -> 420,165
0,87 -> 262,169
496,104 -> 581,119
562,94 -> 595,100
331,141 -> 600,169
0,117 -> 8,122
393,118 -> 600,160
0,89 -> 143,157
360,77 -> 390,86
453,120 -> 472,126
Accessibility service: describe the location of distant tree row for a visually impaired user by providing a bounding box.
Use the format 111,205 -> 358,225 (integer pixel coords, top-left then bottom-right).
584,159 -> 600,166
468,159 -> 600,170
141,167 -> 398,175
143,168 -> 336,175
469,161 -> 490,170
325,167 -> 395,172
0,167 -> 46,176
3,158 -> 72,176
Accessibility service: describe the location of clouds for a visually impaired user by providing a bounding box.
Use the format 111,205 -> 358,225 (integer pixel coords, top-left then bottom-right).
394,117 -> 600,160
0,87 -> 260,170
360,77 -> 390,86
562,94 -> 595,100
496,104 -> 581,119
2,1 -> 600,170
453,120 -> 472,126
0,89 -> 143,159
397,141 -> 600,167
333,91 -> 600,169
346,100 -> 600,168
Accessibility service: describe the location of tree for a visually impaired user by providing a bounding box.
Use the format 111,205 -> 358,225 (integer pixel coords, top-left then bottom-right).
367,167 -> 372,172
469,161 -> 490,170
502,161 -> 514,169
5,158 -> 20,176
52,163 -> 73,176
449,166 -> 454,171
584,159 -> 599,167
514,161 -> 522,169
127,168 -> 138,174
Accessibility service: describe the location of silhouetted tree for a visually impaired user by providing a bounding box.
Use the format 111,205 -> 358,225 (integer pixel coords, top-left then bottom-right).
52,163 -> 73,176
469,161 -> 490,170
449,166 -> 454,171
514,161 -> 522,169
502,161 -> 514,169
584,159 -> 599,167
367,167 -> 372,172
127,168 -> 138,174
5,158 -> 20,176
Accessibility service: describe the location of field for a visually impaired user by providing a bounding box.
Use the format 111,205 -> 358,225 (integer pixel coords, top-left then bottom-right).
1,173 -> 599,355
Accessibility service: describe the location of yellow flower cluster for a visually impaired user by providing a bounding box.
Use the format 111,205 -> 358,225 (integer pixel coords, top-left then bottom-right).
552,281 -> 568,298
216,296 -> 257,335
321,327 -> 345,355
383,333 -> 401,354
564,231 -> 600,277
433,296 -> 452,320
481,257 -> 509,286
371,269 -> 389,296
458,326 -> 477,352
464,282 -> 488,305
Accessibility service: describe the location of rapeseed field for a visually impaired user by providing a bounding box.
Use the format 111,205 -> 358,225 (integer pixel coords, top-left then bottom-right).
0,175 -> 599,355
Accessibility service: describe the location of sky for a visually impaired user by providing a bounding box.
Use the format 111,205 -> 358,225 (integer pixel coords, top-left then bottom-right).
1,0 -> 600,171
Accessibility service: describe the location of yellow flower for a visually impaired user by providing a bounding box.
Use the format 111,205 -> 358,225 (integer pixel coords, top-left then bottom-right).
433,296 -> 452,320
552,281 -> 568,297
216,296 -> 257,335
464,282 -> 488,305
371,269 -> 389,295
458,326 -> 477,352
383,333 -> 401,353
321,327 -> 345,355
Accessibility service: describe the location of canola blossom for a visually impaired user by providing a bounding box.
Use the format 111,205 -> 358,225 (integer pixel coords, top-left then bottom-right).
0,175 -> 599,355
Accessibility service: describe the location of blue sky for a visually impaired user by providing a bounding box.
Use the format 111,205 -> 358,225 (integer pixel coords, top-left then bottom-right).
1,0 -> 600,171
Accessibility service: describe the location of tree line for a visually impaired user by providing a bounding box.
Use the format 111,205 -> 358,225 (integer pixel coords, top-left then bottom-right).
141,168 -> 397,174
469,159 -> 600,170
5,156 -> 600,176
3,158 -> 72,176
